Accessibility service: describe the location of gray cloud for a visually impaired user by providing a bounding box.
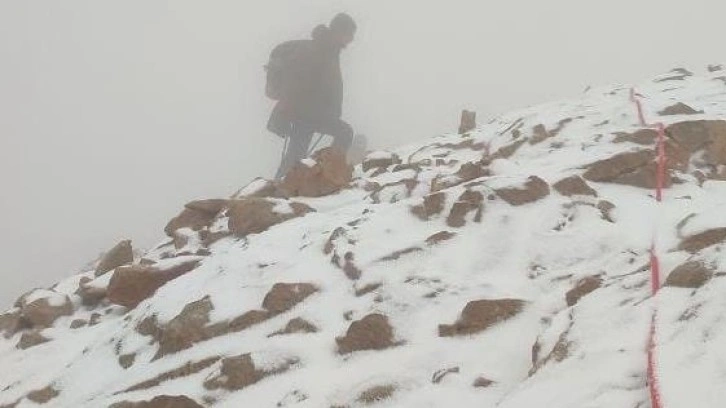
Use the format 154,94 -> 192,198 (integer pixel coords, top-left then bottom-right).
1,0 -> 725,308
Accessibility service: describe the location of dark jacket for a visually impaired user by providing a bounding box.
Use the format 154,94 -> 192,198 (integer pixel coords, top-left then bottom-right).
267,25 -> 344,137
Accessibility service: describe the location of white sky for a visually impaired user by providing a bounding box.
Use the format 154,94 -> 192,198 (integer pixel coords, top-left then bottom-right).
1,0 -> 725,308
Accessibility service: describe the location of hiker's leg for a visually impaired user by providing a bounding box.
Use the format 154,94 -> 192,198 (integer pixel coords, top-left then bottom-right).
275,124 -> 314,180
324,120 -> 354,153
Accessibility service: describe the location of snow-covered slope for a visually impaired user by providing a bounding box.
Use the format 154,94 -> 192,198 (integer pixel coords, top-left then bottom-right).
3,66 -> 726,408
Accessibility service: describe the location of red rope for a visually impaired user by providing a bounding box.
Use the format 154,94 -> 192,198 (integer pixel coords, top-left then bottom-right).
630,88 -> 666,408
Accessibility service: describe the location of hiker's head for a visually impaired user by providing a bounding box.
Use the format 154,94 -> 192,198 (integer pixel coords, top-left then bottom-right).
329,13 -> 356,48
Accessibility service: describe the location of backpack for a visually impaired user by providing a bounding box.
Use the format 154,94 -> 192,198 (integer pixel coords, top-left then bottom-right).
265,40 -> 308,101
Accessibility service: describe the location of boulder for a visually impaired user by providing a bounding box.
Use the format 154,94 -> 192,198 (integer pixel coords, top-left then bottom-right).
233,178 -> 289,199
553,176 -> 597,197
665,261 -> 713,288
565,276 -> 603,306
666,120 -> 726,165
203,354 -> 298,391
0,309 -> 25,338
583,150 -> 666,189
155,296 -> 214,358
76,278 -> 107,307
336,313 -> 396,354
95,240 -> 134,276
282,147 -> 353,197
678,228 -> 726,253
110,396 -> 204,408
411,192 -> 446,220
108,259 -> 200,309
658,102 -> 701,116
261,283 -> 318,314
613,129 -> 658,145
26,386 -> 59,404
447,190 -> 484,227
164,200 -> 228,237
495,176 -> 550,206
269,318 -> 319,337
439,299 -> 525,337
227,198 -> 313,237
362,152 -> 402,173
21,294 -> 73,328
17,330 -> 50,350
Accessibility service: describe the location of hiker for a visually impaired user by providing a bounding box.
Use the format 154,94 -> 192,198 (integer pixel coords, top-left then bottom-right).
266,13 -> 358,180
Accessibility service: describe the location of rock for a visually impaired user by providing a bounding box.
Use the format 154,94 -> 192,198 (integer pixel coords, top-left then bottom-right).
565,276 -> 603,306
456,162 -> 489,183
282,147 -> 353,197
583,150 -> 665,189
678,228 -> 726,253
21,295 -> 73,328
362,153 -> 402,173
108,260 -> 200,309
447,190 -> 484,227
426,231 -> 457,246
473,377 -> 495,388
26,385 -> 59,404
659,102 -> 702,116
184,199 -> 228,216
495,176 -> 550,206
164,207 -> 216,237
356,384 -> 397,405
262,283 -> 318,314
17,330 -> 50,350
269,318 -> 319,337
155,296 -> 214,358
459,110 -> 477,134
613,129 -> 658,145
70,319 -> 88,329
553,176 -> 597,197
666,121 -> 726,166
76,279 -> 107,307
411,192 -> 446,220
110,395 -> 204,408
227,198 -> 313,237
95,240 -> 134,276
439,299 -> 525,337
233,178 -> 289,199
665,261 -> 713,288
0,309 -> 25,338
336,313 -> 395,354
203,354 -> 297,391
432,367 -> 460,384
119,353 -> 136,369
123,357 -> 221,394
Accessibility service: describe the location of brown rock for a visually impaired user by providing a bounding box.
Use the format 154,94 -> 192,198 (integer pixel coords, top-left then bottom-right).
456,162 -> 489,183
362,153 -> 402,173
203,354 -> 297,391
227,198 -> 313,237
21,296 -> 73,328
17,330 -> 50,350
282,147 -> 353,197
565,276 -> 603,306
155,296 -> 214,359
110,395 -> 204,408
337,313 -> 395,354
262,283 -> 318,314
411,192 -> 446,220
665,261 -> 713,288
123,357 -> 221,393
76,279 -> 107,307
356,384 -> 397,405
108,260 -> 200,309
678,228 -> 726,253
659,103 -> 701,116
583,150 -> 666,189
553,176 -> 597,197
26,385 -> 59,404
184,199 -> 228,215
495,176 -> 550,206
96,240 -> 134,276
164,208 -> 215,237
233,178 -> 289,199
439,299 -> 525,337
613,129 -> 658,145
0,310 -> 25,338
426,231 -> 457,246
666,121 -> 726,165
447,190 -> 484,227
269,318 -> 319,337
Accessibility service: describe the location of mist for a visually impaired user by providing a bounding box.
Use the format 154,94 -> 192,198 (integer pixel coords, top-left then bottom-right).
1,0 -> 725,308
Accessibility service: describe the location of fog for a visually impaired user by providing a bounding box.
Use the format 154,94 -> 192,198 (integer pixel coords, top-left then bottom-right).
1,0 -> 725,308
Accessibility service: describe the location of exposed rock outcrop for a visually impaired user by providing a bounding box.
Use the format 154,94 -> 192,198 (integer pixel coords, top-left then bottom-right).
95,240 -> 134,276
439,299 -> 525,337
108,259 -> 201,309
227,198 -> 313,237
665,261 -> 713,288
336,314 -> 396,354
495,176 -> 550,206
282,147 -> 353,197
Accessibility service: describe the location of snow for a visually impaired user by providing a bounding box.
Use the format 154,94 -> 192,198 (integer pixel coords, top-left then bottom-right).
2,67 -> 726,407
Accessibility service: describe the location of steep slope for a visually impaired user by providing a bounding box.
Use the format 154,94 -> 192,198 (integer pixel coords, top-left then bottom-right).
3,66 -> 726,408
